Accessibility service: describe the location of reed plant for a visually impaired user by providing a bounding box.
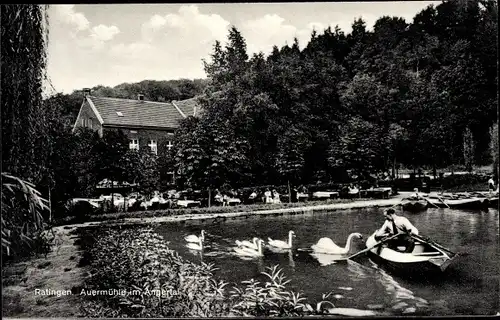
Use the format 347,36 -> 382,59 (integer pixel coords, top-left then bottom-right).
1,173 -> 51,262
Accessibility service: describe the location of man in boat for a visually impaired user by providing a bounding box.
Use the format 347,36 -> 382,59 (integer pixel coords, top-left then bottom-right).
488,176 -> 496,195
375,208 -> 419,253
410,188 -> 422,200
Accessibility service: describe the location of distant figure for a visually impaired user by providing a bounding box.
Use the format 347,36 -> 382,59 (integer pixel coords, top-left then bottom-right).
488,176 -> 496,194
222,194 -> 229,207
410,188 -> 422,200
248,190 -> 257,204
439,173 -> 445,193
291,187 -> 298,203
273,189 -> 281,204
264,188 -> 272,203
348,184 -> 359,198
249,190 -> 257,199
230,189 -> 237,198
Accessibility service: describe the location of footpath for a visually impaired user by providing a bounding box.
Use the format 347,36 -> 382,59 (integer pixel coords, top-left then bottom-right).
61,192 -> 412,229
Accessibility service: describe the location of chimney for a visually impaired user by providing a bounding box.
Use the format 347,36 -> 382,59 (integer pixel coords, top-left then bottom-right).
137,94 -> 145,102
83,88 -> 91,96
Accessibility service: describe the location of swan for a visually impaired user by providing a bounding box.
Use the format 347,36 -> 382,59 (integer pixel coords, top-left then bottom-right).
234,239 -> 264,257
268,230 -> 295,249
311,232 -> 363,255
235,237 -> 259,250
185,230 -> 205,243
186,237 -> 203,251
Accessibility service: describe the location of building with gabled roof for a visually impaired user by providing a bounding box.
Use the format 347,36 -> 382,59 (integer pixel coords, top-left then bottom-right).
72,89 -> 201,183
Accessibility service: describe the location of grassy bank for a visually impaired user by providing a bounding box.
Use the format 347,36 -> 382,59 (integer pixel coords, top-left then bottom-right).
2,226 -> 86,317
77,226 -> 364,317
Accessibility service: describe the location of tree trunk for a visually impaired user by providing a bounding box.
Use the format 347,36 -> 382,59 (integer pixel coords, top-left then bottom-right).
392,156 -> 396,179
287,180 -> 291,204
208,187 -> 211,208
48,187 -> 52,223
111,180 -> 114,211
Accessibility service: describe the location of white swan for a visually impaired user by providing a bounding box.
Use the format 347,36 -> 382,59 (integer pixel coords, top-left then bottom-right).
311,232 -> 363,255
234,239 -> 265,257
185,230 -> 205,243
235,237 -> 259,250
268,230 -> 295,249
186,238 -> 203,251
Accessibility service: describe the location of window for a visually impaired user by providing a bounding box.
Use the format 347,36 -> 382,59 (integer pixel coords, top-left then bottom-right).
89,118 -> 93,129
81,118 -> 84,126
148,140 -> 157,155
129,139 -> 139,151
116,111 -> 124,117
166,141 -> 173,151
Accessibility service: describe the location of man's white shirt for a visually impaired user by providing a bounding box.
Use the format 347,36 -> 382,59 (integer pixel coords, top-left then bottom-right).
376,215 -> 419,236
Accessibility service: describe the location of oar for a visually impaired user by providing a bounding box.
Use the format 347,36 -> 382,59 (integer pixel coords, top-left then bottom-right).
436,196 -> 450,208
411,234 -> 463,257
347,233 -> 401,260
422,197 -> 440,209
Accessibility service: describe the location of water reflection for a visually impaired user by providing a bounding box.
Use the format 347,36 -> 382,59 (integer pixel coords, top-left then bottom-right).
467,214 -> 478,234
310,252 -> 347,266
368,259 -> 430,313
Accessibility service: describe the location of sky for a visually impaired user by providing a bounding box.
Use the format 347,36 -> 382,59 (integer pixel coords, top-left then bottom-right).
46,2 -> 441,95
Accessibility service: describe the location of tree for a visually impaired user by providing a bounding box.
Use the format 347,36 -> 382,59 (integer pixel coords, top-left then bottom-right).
1,5 -> 52,261
120,149 -> 159,195
70,128 -> 102,198
275,126 -> 309,187
328,117 -> 385,181
463,126 -> 475,172
95,130 -> 129,208
1,5 -> 50,185
490,123 -> 499,178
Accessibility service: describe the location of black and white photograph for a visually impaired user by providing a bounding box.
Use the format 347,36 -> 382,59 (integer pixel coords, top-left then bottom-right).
1,1 -> 499,318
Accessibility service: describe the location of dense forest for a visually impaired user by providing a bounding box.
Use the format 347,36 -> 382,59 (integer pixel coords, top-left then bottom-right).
173,0 -> 499,190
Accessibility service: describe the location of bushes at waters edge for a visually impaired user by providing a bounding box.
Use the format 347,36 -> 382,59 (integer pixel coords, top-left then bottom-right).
80,227 -> 229,317
78,227 -> 338,317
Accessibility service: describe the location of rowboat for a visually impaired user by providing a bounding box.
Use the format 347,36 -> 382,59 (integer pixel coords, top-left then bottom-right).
365,232 -> 461,276
426,196 -> 488,210
401,199 -> 428,212
488,197 -> 498,208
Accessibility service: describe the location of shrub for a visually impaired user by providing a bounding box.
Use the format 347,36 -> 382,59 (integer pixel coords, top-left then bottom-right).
1,173 -> 51,262
81,228 -> 229,317
439,173 -> 489,192
229,265 -> 335,316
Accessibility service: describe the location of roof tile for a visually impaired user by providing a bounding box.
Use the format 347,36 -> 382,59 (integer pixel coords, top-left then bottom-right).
89,96 -> 198,129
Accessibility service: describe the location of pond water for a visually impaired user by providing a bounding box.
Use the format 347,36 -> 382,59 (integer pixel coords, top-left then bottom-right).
155,207 -> 499,316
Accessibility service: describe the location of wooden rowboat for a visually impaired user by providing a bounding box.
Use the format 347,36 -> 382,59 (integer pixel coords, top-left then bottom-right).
488,197 -> 498,208
365,232 -> 461,276
401,199 -> 428,212
426,196 -> 488,210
